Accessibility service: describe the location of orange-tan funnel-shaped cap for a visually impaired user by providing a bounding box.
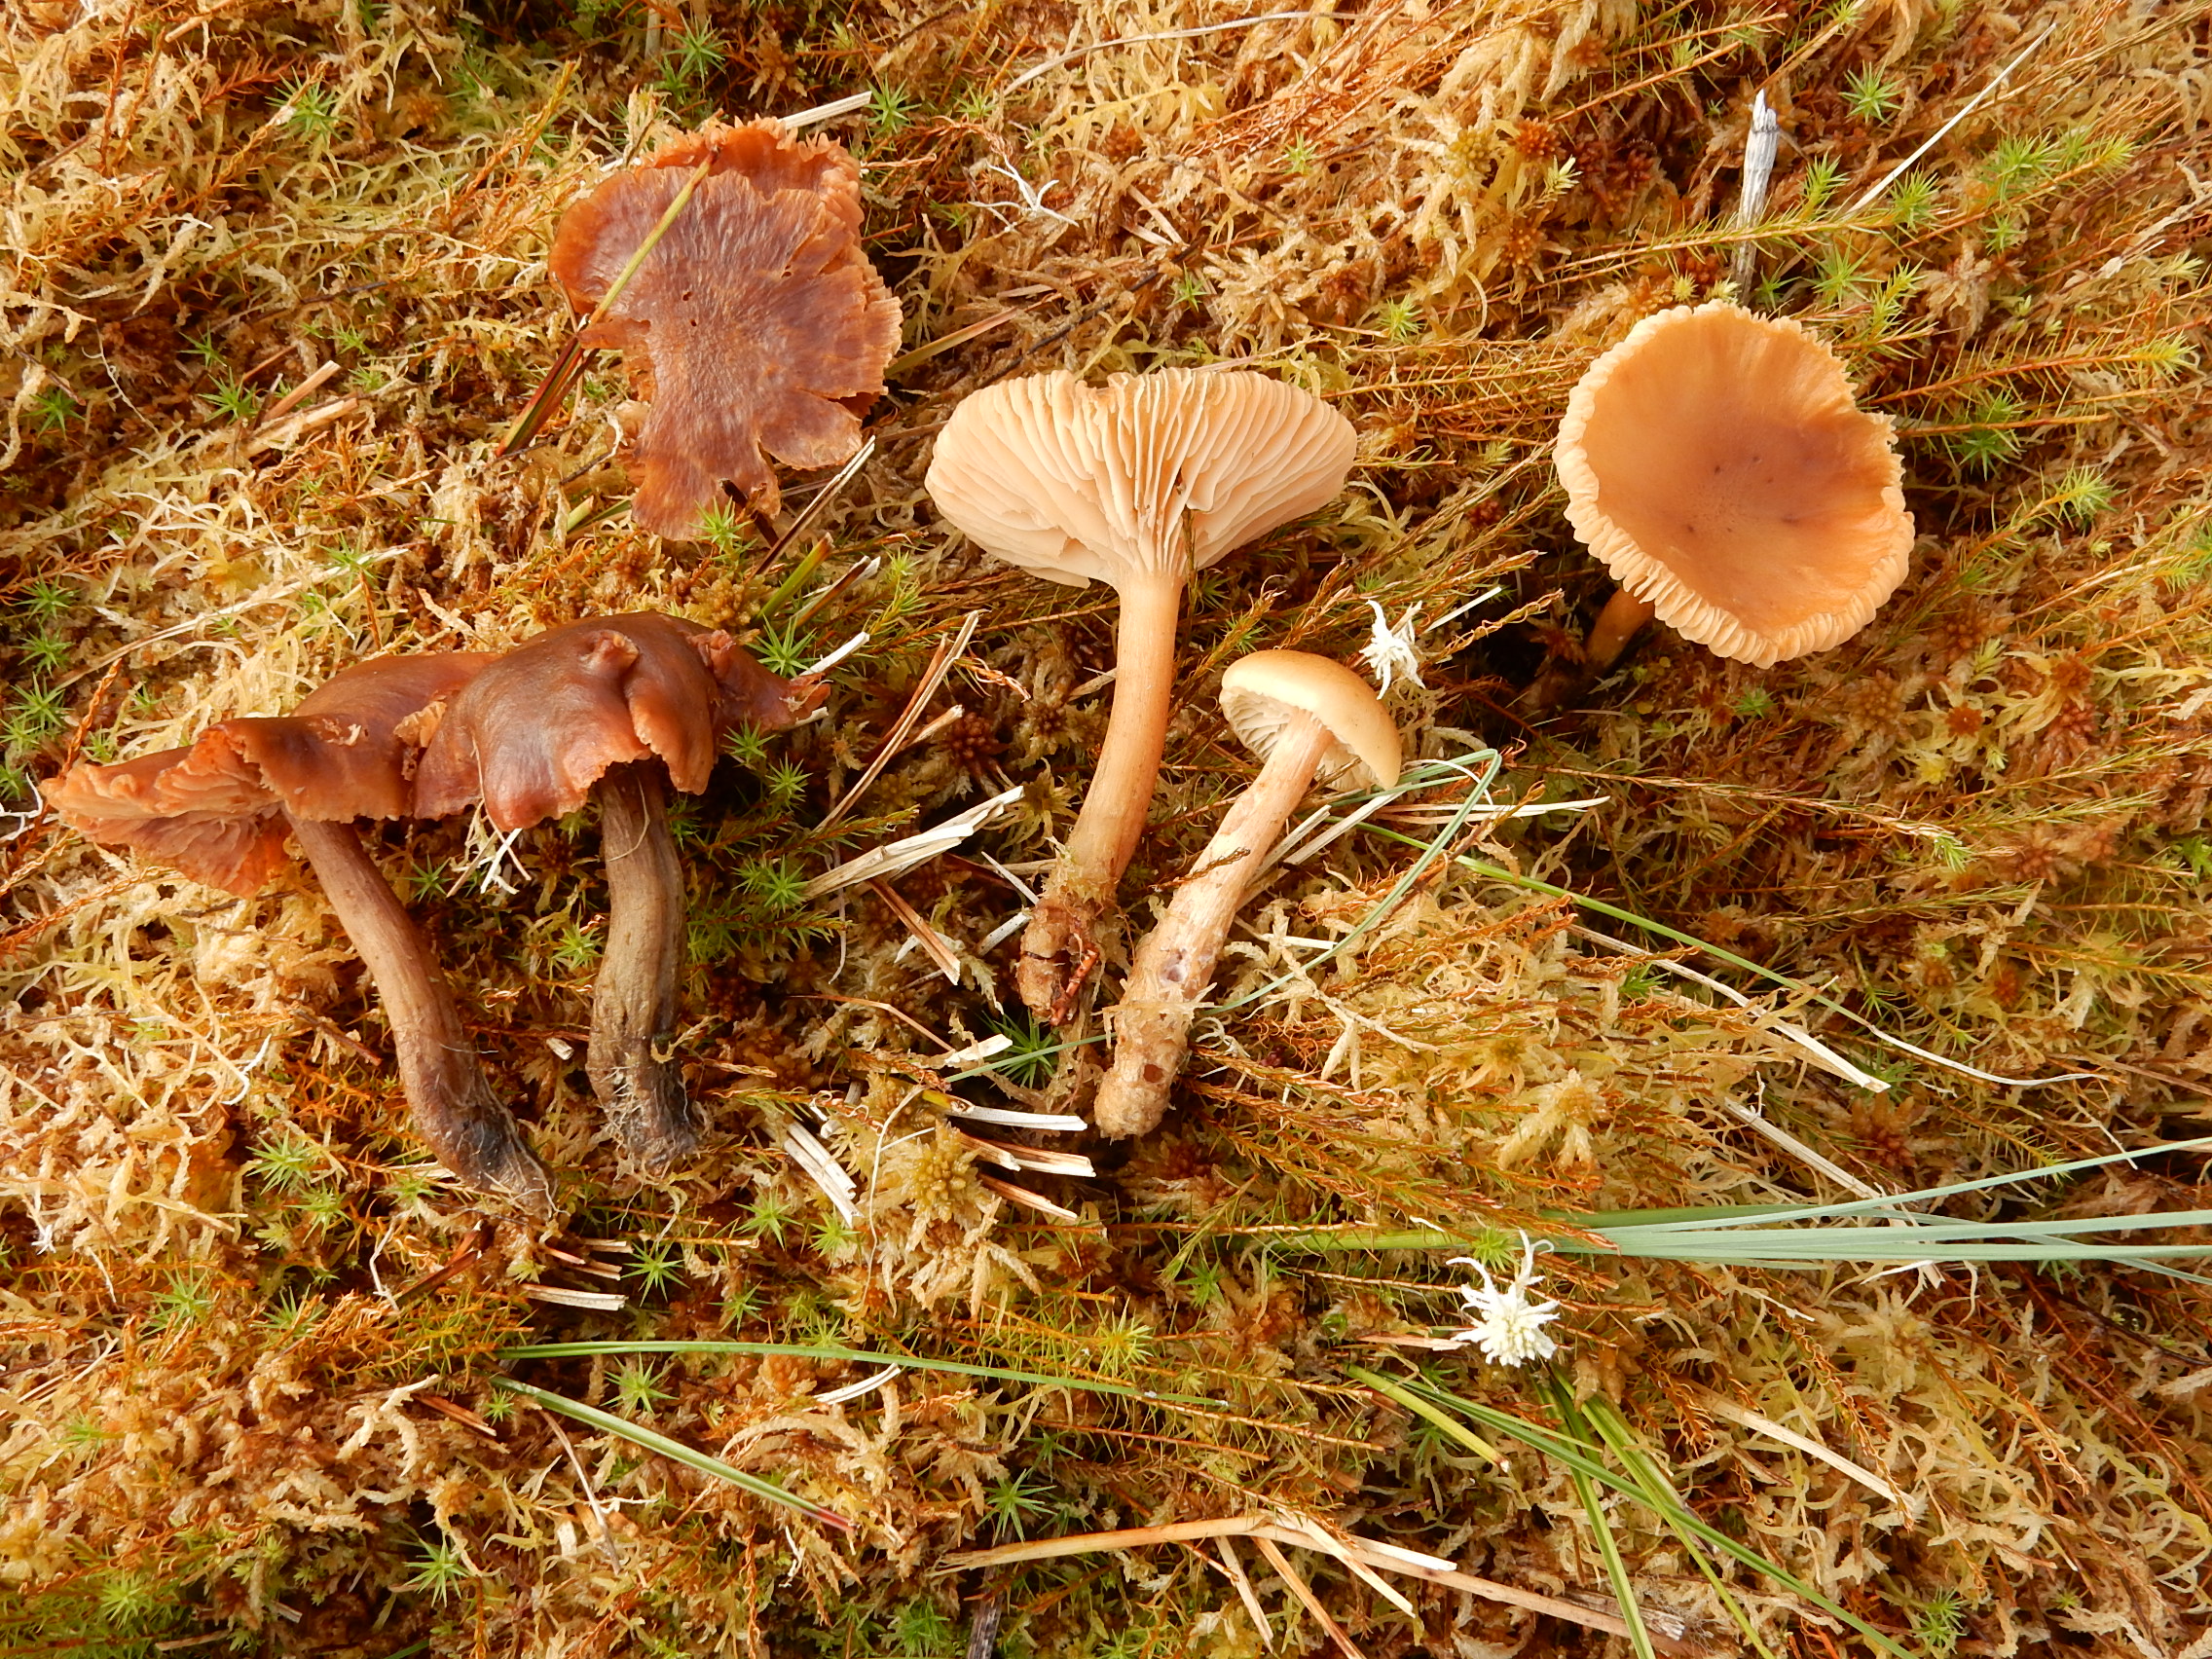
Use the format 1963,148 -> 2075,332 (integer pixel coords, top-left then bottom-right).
1220,651 -> 1401,791
924,369 -> 1357,588
1555,301 -> 1913,668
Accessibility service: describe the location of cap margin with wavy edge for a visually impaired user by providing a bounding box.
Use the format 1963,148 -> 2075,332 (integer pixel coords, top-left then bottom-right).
1554,301 -> 1913,670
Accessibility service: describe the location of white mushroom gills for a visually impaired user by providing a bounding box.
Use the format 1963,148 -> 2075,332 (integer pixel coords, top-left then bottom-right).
1093,651 -> 1400,1138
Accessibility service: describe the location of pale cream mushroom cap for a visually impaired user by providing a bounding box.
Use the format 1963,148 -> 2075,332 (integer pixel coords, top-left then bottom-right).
1555,301 -> 1913,669
1220,650 -> 1402,790
923,369 -> 1357,588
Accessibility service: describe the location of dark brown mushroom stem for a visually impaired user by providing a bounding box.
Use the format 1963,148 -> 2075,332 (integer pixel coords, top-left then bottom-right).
289,815 -> 552,1205
412,614 -> 822,1172
1094,712 -> 1337,1139
587,760 -> 697,1167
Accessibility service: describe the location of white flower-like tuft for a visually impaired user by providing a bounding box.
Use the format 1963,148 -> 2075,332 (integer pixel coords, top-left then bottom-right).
1360,600 -> 1424,695
1445,1234 -> 1563,1367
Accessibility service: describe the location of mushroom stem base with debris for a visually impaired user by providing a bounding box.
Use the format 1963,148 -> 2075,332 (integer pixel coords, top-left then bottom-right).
589,761 -> 699,1170
1524,587 -> 1657,712
1017,571 -> 1185,1021
288,816 -> 553,1210
1094,712 -> 1338,1138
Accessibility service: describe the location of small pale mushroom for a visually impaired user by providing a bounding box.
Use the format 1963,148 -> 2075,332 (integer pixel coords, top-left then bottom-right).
1540,299 -> 1913,696
1094,650 -> 1401,1138
924,367 -> 1357,1022
49,654 -> 555,1209
413,613 -> 821,1172
549,120 -> 902,537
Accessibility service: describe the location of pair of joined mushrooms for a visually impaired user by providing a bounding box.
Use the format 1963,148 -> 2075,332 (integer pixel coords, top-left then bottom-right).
925,367 -> 1358,1022
1542,299 -> 1914,692
52,614 -> 816,1206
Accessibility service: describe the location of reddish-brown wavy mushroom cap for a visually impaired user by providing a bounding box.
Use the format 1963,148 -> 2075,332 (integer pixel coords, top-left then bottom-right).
413,613 -> 819,830
1555,301 -> 1913,668
550,121 -> 901,537
49,653 -> 494,894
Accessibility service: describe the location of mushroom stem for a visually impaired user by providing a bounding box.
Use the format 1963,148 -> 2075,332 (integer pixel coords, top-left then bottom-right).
1523,587 -> 1659,714
589,761 -> 699,1170
1094,710 -> 1339,1138
287,815 -> 552,1210
1018,569 -> 1185,1020
1584,587 -> 1659,675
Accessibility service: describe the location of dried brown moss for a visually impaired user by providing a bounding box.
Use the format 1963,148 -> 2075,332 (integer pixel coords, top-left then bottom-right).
4,0 -> 2211,1654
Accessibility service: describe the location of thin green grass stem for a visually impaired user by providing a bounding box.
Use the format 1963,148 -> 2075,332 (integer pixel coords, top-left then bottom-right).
500,1339 -> 1225,1407
1349,1367 -> 1919,1659
492,1376 -> 850,1530
1546,1377 -> 1657,1659
1352,823 -> 2095,1088
497,157 -> 714,456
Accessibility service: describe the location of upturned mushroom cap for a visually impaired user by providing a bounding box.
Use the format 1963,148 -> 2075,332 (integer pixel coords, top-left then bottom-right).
1219,650 -> 1402,790
413,613 -> 820,830
923,369 -> 1358,589
49,653 -> 496,895
549,121 -> 901,536
1555,300 -> 1913,668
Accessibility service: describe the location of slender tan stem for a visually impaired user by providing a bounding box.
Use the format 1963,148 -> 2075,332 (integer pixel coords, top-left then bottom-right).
1093,712 -> 1337,1138
589,762 -> 698,1171
1018,569 -> 1186,1020
1583,586 -> 1658,674
289,815 -> 551,1210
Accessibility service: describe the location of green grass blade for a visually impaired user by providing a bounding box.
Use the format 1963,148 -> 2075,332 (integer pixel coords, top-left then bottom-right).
498,1339 -> 1224,1407
1546,1378 -> 1657,1659
493,1377 -> 850,1531
1579,1395 -> 1779,1659
1587,1136 -> 2212,1232
1351,1368 -> 1921,1659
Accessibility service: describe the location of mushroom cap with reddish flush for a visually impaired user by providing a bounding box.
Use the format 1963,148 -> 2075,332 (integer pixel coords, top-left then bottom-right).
412,613 -> 819,831
549,121 -> 900,536
1555,300 -> 1913,668
1219,650 -> 1402,791
49,653 -> 496,896
924,369 -> 1357,589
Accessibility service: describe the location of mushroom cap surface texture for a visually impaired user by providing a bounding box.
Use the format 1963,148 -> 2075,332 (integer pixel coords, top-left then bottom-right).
413,613 -> 817,830
49,653 -> 495,895
549,120 -> 901,536
1555,300 -> 1913,668
923,369 -> 1357,589
1219,651 -> 1402,790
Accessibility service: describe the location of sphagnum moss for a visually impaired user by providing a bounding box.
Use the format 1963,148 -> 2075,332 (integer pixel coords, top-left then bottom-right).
4,0 -> 2211,1654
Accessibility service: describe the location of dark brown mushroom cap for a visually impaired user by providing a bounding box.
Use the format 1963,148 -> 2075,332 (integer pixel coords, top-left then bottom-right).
412,613 -> 821,831
548,121 -> 901,536
48,653 -> 495,896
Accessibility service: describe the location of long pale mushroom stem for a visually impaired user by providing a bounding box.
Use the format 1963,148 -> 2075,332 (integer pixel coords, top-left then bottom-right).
287,815 -> 552,1210
1018,569 -> 1185,1021
589,761 -> 699,1170
1093,711 -> 1338,1138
